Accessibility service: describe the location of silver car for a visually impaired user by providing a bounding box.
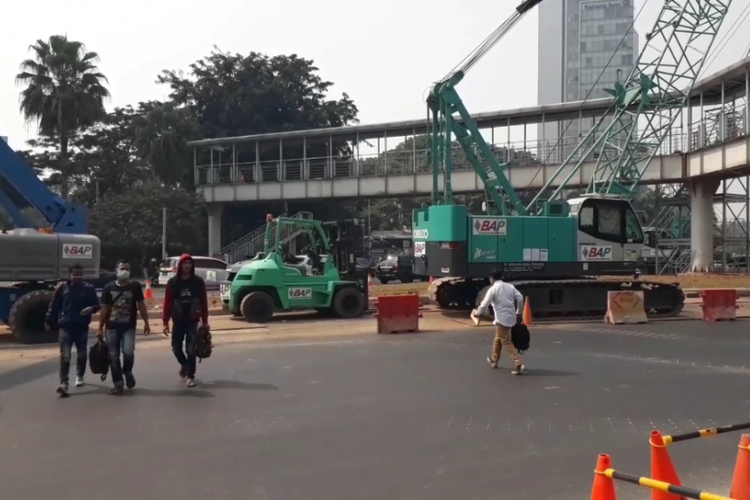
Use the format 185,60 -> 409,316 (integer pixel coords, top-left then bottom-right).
157,256 -> 229,290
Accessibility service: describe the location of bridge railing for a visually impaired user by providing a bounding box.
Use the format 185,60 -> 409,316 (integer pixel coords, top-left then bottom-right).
195,127 -> 697,187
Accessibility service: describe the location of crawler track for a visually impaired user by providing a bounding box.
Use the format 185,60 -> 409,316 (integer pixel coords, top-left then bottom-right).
428,276 -> 685,319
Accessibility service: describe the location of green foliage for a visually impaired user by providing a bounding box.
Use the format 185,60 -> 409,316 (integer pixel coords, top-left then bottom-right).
158,49 -> 359,163
89,182 -> 206,249
16,35 -> 110,198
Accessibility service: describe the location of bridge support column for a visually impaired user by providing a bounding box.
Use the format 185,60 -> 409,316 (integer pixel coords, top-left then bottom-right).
690,177 -> 719,272
207,203 -> 224,258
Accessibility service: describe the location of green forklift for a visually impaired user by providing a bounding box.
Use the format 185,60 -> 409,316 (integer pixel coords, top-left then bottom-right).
228,215 -> 366,323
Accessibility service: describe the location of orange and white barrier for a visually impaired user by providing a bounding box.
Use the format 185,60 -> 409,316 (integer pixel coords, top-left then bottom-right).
604,290 -> 647,325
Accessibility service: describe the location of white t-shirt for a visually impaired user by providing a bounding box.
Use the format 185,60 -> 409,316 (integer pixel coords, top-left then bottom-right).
476,280 -> 524,327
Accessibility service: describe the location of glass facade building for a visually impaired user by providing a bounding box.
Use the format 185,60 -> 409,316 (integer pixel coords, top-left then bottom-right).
538,0 -> 638,162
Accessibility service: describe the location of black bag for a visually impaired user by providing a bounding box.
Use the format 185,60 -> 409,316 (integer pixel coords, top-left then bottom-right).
88,339 -> 110,381
195,325 -> 213,363
511,321 -> 531,354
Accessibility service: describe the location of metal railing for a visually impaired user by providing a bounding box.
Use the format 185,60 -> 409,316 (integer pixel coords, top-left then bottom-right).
224,211 -> 313,264
194,106 -> 749,188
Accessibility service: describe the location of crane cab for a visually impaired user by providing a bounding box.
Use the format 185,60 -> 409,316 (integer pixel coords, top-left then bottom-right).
566,195 -> 646,264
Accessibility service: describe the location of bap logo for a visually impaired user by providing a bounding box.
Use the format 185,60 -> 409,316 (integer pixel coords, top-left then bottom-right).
62,244 -> 93,259
288,287 -> 313,299
472,218 -> 507,236
580,245 -> 613,261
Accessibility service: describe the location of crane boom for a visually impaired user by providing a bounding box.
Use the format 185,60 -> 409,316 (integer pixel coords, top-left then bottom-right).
528,0 -> 733,209
427,0 -> 545,214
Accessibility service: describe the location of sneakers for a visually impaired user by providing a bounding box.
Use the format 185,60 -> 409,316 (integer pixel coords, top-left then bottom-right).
186,378 -> 197,388
486,357 -> 527,375
75,375 -> 85,387
125,374 -> 136,389
511,364 -> 527,375
110,383 -> 124,395
56,382 -> 69,396
178,366 -> 187,379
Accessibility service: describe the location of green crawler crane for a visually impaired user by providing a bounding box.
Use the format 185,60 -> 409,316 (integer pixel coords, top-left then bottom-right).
413,0 -> 733,318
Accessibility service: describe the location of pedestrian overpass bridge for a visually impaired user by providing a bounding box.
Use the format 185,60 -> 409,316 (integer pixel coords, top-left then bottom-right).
190,56 -> 750,267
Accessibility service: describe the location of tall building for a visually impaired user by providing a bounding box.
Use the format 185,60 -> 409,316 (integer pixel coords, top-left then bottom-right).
537,0 -> 638,162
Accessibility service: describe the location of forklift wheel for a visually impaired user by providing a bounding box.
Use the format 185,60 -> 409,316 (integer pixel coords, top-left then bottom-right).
9,289 -> 57,344
332,287 -> 365,319
240,291 -> 275,323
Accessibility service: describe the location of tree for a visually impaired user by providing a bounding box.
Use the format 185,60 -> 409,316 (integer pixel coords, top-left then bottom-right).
89,182 -> 207,250
158,48 -> 359,164
16,35 -> 110,198
132,100 -> 199,188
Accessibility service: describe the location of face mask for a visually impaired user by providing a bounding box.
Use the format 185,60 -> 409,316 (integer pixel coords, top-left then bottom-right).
117,270 -> 130,280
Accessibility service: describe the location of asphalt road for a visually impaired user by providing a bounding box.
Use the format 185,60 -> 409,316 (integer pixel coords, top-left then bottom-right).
1,321 -> 749,499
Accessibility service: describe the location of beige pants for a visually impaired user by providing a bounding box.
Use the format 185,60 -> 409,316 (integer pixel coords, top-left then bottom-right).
491,324 -> 522,365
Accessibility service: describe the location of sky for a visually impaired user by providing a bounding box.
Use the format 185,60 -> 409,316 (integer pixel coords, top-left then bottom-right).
0,0 -> 748,152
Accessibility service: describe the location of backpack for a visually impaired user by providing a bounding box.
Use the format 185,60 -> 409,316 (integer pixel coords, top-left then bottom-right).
511,321 -> 531,354
88,339 -> 110,381
195,325 -> 213,363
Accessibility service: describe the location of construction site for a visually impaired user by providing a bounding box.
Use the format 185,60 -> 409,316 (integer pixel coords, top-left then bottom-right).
2,0 -> 750,498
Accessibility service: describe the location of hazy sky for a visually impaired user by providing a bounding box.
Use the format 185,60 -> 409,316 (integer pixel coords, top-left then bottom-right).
1,0 -> 748,151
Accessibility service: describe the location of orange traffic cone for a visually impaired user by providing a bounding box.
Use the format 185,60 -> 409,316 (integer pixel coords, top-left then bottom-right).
144,280 -> 154,300
523,297 -> 534,326
429,276 -> 434,283
650,430 -> 682,500
590,454 -> 617,500
731,434 -> 750,500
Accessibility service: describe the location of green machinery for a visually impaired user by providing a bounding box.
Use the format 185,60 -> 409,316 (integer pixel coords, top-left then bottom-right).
228,215 -> 366,322
413,0 -> 732,317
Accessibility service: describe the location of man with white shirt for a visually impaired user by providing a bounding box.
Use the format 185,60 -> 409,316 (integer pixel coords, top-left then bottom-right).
472,269 -> 527,375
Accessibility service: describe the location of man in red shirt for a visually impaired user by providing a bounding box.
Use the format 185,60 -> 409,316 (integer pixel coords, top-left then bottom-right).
162,254 -> 210,387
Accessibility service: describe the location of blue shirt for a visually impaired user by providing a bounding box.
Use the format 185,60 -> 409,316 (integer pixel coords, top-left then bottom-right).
46,281 -> 100,330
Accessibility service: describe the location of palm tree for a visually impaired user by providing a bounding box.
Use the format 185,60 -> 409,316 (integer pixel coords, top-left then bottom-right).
16,35 -> 110,198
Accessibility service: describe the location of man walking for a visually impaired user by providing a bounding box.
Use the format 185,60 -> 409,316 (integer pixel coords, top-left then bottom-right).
473,269 -> 527,375
99,259 -> 152,394
162,254 -> 209,388
46,264 -> 101,396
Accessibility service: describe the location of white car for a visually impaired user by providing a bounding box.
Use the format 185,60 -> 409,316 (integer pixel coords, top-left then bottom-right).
158,256 -> 229,290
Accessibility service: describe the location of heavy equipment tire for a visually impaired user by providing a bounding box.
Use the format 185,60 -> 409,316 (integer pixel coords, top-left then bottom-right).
240,291 -> 275,323
332,287 -> 365,319
9,289 -> 57,344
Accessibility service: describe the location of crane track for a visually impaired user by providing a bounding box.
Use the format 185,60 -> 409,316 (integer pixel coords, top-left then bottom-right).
428,276 -> 685,319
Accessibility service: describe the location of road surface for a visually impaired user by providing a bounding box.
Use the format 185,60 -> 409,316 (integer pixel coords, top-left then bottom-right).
0,320 -> 747,499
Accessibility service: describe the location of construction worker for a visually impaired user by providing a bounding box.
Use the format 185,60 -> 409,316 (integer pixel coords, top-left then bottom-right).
46,264 -> 101,396
99,259 -> 152,394
162,254 -> 210,388
472,269 -> 527,375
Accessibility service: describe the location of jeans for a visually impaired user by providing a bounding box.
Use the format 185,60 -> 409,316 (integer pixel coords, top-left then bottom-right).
59,328 -> 89,384
171,321 -> 198,378
105,328 -> 136,385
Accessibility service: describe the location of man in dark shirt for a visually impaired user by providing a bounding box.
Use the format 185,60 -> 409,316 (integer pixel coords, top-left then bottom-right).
162,254 -> 209,388
99,259 -> 152,394
46,264 -> 101,396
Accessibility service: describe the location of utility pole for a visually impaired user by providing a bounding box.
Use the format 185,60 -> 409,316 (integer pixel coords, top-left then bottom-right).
161,208 -> 168,259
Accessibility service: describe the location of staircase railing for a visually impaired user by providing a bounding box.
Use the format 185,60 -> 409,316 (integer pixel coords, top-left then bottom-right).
224,211 -> 313,263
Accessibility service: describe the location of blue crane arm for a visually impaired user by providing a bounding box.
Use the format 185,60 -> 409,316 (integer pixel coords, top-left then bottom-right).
428,0 -> 544,214
0,137 -> 87,233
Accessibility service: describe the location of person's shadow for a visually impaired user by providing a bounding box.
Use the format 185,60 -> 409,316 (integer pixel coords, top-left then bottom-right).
71,379 -> 278,399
